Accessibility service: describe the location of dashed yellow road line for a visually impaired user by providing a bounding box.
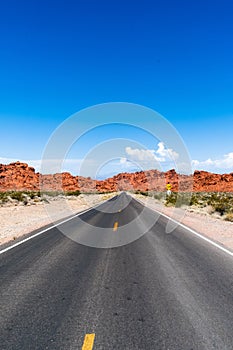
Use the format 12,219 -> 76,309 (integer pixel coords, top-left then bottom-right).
82,333 -> 95,350
113,221 -> 119,231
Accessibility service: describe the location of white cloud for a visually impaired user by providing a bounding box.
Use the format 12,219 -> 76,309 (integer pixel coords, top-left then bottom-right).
192,152 -> 233,172
125,142 -> 179,164
156,142 -> 179,160
125,147 -> 162,162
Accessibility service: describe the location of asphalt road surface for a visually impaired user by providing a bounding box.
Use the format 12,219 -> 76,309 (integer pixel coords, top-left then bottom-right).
1,192 -> 233,350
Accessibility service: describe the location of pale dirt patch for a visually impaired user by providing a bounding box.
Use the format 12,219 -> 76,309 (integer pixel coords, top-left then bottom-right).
0,193 -> 117,246
133,194 -> 233,251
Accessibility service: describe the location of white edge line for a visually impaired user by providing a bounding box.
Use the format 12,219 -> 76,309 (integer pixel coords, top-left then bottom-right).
133,195 -> 233,258
0,198 -> 110,255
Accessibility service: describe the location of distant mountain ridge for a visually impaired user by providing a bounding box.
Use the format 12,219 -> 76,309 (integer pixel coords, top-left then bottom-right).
0,161 -> 233,192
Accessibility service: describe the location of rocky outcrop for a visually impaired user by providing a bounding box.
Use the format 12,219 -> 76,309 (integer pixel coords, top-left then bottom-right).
0,162 -> 39,191
0,161 -> 233,192
193,171 -> 233,192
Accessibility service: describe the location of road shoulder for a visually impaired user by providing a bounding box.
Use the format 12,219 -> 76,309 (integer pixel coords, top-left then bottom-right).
132,194 -> 233,252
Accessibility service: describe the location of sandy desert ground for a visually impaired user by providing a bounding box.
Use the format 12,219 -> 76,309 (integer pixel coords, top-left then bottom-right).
0,193 -> 116,246
0,192 -> 232,251
134,194 -> 233,251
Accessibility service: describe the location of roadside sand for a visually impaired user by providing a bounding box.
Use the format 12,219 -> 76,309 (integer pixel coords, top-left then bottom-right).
0,193 -> 115,246
134,194 -> 233,251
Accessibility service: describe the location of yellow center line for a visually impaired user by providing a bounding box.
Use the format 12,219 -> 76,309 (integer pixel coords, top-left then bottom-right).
82,333 -> 95,350
113,221 -> 119,231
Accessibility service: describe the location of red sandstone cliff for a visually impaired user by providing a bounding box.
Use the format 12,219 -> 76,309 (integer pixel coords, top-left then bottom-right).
0,161 -> 233,192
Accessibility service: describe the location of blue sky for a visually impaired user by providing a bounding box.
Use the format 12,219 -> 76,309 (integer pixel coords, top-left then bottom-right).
0,0 -> 232,177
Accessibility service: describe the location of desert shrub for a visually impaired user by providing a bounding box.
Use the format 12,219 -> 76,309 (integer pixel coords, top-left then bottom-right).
0,191 -> 40,203
9,191 -> 24,201
190,193 -> 199,206
140,191 -> 149,196
84,191 -> 105,194
214,203 -> 227,215
153,192 -> 166,201
165,192 -> 177,206
65,190 -> 80,196
0,192 -> 8,203
204,193 -> 233,216
224,213 -> 233,222
26,191 -> 41,199
156,191 -> 233,213
40,191 -> 63,197
175,193 -> 193,207
147,192 -> 154,197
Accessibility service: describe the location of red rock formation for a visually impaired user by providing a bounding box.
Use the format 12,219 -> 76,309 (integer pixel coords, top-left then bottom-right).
0,162 -> 39,191
39,173 -> 78,192
193,171 -> 233,192
0,161 -> 233,192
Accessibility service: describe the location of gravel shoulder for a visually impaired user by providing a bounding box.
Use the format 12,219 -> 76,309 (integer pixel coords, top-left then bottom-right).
133,194 -> 233,251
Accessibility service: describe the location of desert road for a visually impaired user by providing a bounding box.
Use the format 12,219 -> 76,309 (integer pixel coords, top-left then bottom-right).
0,192 -> 233,349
